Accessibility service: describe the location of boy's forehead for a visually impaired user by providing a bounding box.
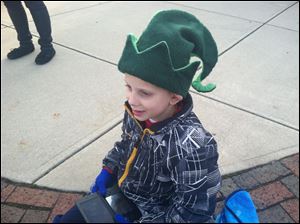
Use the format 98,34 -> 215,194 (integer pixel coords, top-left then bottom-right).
124,74 -> 157,90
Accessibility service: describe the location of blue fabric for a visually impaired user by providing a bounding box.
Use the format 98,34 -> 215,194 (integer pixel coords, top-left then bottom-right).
115,214 -> 131,223
90,169 -> 114,197
52,215 -> 63,223
215,189 -> 259,223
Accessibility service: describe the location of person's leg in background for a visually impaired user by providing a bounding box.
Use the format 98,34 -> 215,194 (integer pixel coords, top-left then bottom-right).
3,1 -> 35,59
52,205 -> 86,223
24,1 -> 56,65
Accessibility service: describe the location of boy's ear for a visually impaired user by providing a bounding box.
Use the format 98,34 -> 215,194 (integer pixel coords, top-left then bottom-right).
170,93 -> 183,105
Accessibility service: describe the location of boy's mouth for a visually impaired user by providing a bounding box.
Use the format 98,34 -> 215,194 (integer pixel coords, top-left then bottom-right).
132,110 -> 145,117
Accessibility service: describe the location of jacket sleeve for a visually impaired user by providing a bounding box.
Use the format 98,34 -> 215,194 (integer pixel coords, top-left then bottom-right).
138,138 -> 221,223
168,139 -> 221,223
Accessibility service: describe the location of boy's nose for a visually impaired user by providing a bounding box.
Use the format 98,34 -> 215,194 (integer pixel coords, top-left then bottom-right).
127,93 -> 139,107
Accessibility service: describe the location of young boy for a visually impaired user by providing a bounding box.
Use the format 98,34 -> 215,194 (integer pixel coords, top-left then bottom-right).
54,9 -> 221,223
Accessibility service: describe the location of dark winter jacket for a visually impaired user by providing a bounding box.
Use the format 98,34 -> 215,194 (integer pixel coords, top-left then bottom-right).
103,93 -> 221,223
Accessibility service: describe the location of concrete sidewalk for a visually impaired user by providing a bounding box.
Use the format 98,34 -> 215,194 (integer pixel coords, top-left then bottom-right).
1,1 -> 299,222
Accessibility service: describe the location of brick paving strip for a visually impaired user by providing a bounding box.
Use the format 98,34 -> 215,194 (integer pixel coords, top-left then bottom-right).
218,153 -> 299,223
1,181 -> 85,223
1,153 -> 299,223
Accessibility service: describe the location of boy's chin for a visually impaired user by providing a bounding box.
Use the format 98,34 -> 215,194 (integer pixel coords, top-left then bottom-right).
133,113 -> 149,122
134,116 -> 148,122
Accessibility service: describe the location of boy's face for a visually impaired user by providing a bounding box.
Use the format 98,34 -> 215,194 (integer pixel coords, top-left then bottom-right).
124,74 -> 183,122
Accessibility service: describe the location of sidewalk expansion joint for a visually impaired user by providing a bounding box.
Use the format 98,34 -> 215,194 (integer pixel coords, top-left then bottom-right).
32,119 -> 122,184
190,90 -> 299,132
218,2 -> 299,57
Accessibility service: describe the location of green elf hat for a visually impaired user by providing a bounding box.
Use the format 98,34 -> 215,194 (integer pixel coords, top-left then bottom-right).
118,10 -> 218,97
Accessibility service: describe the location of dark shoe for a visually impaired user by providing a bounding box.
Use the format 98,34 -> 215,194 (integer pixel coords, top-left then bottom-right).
35,48 -> 56,65
7,45 -> 35,59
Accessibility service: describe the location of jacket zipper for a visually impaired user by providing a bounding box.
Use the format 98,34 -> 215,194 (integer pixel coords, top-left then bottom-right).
118,105 -> 154,187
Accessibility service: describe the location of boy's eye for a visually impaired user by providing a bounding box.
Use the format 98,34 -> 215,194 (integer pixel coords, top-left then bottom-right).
140,91 -> 152,96
125,84 -> 152,96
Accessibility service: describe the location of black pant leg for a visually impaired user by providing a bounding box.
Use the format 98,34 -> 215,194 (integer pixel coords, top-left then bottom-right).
24,1 -> 53,50
57,205 -> 86,223
3,1 -> 33,46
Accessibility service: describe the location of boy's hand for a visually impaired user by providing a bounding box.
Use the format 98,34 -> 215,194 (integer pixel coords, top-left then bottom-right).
90,168 -> 114,197
114,214 -> 131,223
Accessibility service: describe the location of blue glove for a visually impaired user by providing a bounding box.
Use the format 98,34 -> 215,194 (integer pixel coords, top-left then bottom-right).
114,214 -> 130,223
90,168 -> 114,196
